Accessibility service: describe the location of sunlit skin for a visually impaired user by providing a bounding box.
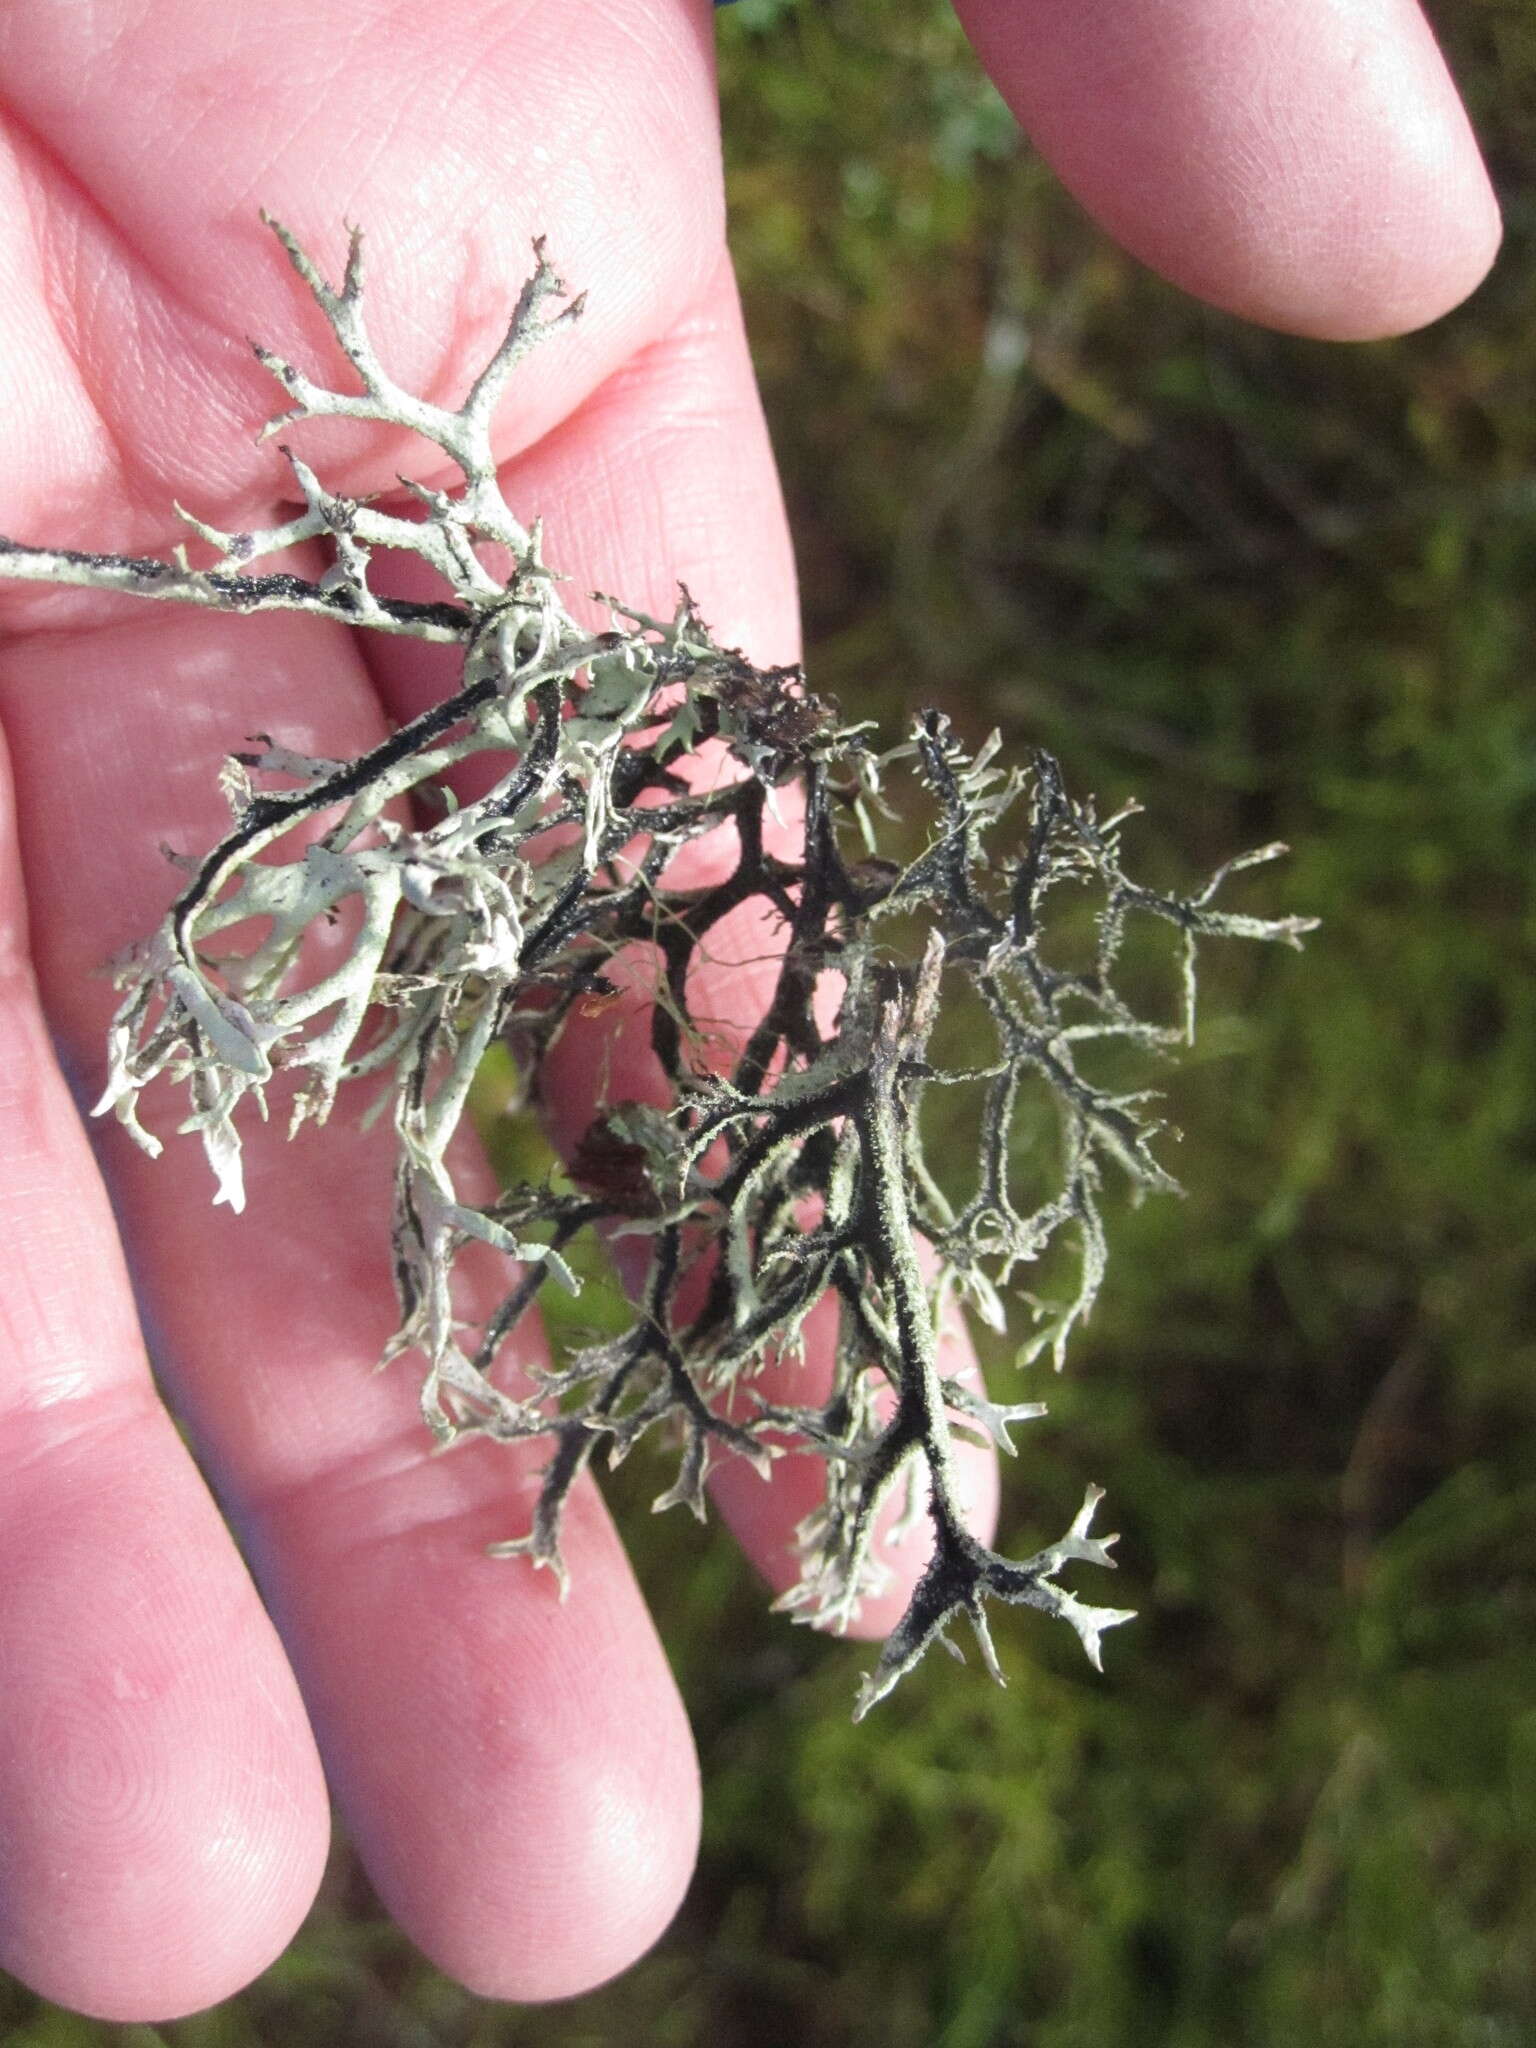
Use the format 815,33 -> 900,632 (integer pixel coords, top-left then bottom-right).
0,0 -> 1497,2021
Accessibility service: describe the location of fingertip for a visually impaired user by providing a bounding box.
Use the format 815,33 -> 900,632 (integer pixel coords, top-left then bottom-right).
262,1465 -> 701,2005
1217,94 -> 1503,342
0,1404 -> 329,2023
425,1751 -> 701,2005
955,0 -> 1502,340
1292,160 -> 1502,343
404,1619 -> 703,2005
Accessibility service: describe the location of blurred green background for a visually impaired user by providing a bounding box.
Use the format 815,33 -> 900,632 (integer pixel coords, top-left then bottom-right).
6,3 -> 1535,2043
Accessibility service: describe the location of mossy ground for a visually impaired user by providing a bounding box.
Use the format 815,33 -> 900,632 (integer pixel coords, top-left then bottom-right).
6,4 -> 1535,2042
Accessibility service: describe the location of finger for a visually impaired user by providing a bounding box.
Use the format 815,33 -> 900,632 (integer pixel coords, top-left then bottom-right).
0,0 -> 731,1999
364,257 -> 1001,1639
954,0 -> 1501,338
0,599 -> 699,2002
0,728 -> 329,2020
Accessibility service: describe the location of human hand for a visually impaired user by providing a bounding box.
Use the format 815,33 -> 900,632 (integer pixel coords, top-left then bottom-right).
0,0 -> 1495,2022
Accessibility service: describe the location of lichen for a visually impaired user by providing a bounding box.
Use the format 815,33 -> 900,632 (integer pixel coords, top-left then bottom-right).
0,219 -> 1314,1713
